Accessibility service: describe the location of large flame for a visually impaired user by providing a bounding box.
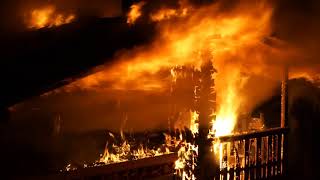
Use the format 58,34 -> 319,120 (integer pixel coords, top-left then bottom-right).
27,5 -> 75,29
60,0 -> 275,138
213,69 -> 248,136
53,1 -> 311,178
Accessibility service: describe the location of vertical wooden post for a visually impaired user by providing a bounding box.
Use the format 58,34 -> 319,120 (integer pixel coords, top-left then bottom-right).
267,135 -> 272,178
277,133 -> 282,175
197,51 -> 217,179
235,142 -> 241,179
272,135 -> 277,176
229,167 -> 234,180
222,143 -> 228,180
281,66 -> 288,128
281,66 -> 289,176
256,137 -> 262,179
244,139 -> 250,180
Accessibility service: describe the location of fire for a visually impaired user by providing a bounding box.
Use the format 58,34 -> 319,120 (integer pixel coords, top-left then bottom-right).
52,0 -> 276,138
99,133 -> 170,165
150,7 -> 189,22
174,143 -> 198,180
127,2 -> 145,24
190,111 -> 199,134
56,1 -> 282,176
213,70 -> 246,137
65,0 -> 274,92
27,5 -> 75,29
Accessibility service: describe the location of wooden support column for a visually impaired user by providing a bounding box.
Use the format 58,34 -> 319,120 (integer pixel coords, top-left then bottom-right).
196,50 -> 216,179
281,66 -> 289,128
281,66 -> 289,176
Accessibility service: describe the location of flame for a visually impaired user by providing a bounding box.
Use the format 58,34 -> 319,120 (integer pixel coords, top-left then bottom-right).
174,143 -> 198,180
49,0 -> 276,143
150,7 -> 189,22
99,134 -> 170,165
27,5 -> 75,29
56,1 -> 280,175
127,2 -> 145,24
63,0 -> 274,94
213,70 -> 245,137
44,1 -> 306,178
190,111 -> 199,134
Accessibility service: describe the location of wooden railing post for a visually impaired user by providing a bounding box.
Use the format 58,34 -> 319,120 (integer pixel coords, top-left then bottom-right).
256,137 -> 262,179
281,66 -> 289,176
277,133 -> 282,175
244,139 -> 250,180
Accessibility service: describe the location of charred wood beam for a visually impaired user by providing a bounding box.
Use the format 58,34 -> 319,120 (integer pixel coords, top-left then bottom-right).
61,153 -> 176,179
215,127 -> 289,143
197,53 -> 216,179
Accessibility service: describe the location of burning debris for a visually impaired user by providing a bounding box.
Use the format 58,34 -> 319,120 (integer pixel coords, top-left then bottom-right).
98,132 -> 171,165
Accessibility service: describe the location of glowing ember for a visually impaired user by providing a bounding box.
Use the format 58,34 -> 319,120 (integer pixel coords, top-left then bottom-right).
127,2 -> 145,24
27,5 -> 75,29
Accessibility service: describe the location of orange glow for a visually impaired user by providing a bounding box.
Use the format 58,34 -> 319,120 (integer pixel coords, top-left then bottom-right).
190,111 -> 199,134
127,2 -> 145,24
64,1 -> 275,135
27,5 -> 75,29
99,134 -> 170,165
55,0 -> 281,137
212,69 -> 247,137
34,1 -> 308,177
150,7 -> 189,22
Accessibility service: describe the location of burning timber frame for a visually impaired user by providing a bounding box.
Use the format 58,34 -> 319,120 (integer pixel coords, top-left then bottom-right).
48,67 -> 289,179
51,128 -> 288,180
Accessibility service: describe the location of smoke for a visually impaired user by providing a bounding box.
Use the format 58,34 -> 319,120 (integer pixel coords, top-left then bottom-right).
272,0 -> 320,74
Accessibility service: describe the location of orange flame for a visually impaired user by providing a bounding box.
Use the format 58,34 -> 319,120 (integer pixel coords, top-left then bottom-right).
27,5 -> 75,29
99,133 -> 170,165
150,7 -> 189,22
53,1 -> 278,136
127,2 -> 145,24
213,69 -> 248,136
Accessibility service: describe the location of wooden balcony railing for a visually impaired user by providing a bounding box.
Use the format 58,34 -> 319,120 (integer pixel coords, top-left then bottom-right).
211,127 -> 289,180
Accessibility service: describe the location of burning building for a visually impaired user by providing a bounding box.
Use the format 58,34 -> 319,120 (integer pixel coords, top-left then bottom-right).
0,0 -> 318,179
